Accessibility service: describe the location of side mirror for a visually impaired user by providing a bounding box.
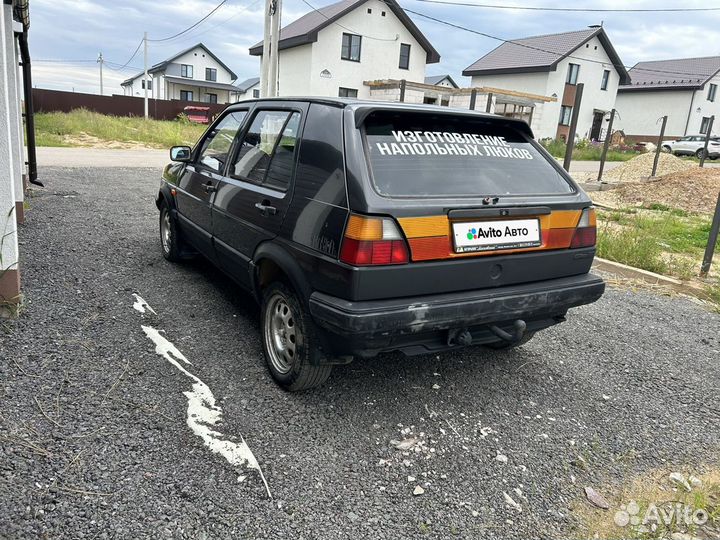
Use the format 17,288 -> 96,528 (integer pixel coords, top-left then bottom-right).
170,146 -> 192,162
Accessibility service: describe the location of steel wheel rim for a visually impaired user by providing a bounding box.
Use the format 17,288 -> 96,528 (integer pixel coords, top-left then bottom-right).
264,293 -> 298,375
161,211 -> 171,254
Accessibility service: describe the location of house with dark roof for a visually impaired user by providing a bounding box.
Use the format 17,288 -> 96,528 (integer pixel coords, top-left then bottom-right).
248,0 -> 439,99
615,56 -> 720,140
424,74 -> 459,89
231,77 -> 261,102
463,26 -> 629,140
121,43 -> 239,104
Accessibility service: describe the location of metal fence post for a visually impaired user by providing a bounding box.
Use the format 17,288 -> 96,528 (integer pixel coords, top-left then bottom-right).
597,108 -> 615,182
700,191 -> 720,277
469,89 -> 477,111
563,83 -> 584,172
700,115 -> 714,168
485,92 -> 493,113
652,115 -> 668,177
399,79 -> 406,103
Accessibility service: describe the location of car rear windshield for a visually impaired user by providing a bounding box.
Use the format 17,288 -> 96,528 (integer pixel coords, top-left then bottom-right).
363,111 -> 573,198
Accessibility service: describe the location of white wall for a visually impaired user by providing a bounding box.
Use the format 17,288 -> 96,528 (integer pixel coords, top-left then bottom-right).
470,34 -> 622,140
615,90 -> 692,137
546,35 -> 620,140
0,3 -> 20,283
687,73 -> 720,136
274,0 -> 430,98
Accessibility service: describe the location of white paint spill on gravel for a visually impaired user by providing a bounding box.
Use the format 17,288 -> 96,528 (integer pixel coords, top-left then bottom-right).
132,297 -> 271,498
131,294 -> 157,315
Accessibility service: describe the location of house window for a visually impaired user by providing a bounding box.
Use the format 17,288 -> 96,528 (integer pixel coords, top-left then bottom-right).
206,93 -> 218,104
399,43 -> 411,70
341,33 -> 361,62
559,106 -> 572,126
205,68 -> 217,82
701,116 -> 712,134
708,83 -> 717,102
181,64 -> 193,78
180,90 -> 194,101
601,70 -> 610,91
566,63 -> 580,85
141,79 -> 152,90
252,88 -> 260,98
338,87 -> 358,98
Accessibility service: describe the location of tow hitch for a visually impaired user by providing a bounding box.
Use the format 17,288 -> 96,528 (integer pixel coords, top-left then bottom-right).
489,319 -> 527,345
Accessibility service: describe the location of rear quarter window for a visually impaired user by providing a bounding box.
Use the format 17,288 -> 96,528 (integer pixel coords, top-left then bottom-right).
363,111 -> 573,198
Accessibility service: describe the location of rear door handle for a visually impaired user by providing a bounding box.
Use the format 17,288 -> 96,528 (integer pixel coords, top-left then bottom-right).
202,181 -> 216,194
255,201 -> 277,216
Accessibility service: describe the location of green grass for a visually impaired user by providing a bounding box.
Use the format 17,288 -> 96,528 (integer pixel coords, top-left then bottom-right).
541,138 -> 639,161
32,109 -> 207,148
596,207 -> 715,279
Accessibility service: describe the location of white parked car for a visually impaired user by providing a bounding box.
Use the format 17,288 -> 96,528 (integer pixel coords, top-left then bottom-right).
661,135 -> 720,159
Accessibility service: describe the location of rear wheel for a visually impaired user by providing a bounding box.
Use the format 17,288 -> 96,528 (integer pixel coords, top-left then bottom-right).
696,148 -> 707,159
485,331 -> 535,350
661,145 -> 671,153
261,282 -> 332,391
159,201 -> 183,262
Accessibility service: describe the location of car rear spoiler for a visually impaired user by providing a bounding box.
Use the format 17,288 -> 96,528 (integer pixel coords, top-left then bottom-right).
351,104 -> 535,139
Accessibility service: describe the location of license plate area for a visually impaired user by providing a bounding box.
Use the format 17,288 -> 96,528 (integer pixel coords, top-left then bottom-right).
452,218 -> 541,253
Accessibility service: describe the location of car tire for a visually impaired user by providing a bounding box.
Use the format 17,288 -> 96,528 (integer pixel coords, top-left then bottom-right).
261,281 -> 333,391
159,201 -> 183,262
696,148 -> 706,159
485,331 -> 535,350
661,145 -> 671,153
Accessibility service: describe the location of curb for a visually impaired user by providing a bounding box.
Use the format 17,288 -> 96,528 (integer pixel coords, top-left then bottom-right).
592,258 -> 709,300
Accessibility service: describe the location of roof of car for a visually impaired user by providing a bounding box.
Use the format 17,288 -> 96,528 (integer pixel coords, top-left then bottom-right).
224,97 -> 534,136
248,0 -> 440,64
462,26 -> 630,85
619,56 -> 720,92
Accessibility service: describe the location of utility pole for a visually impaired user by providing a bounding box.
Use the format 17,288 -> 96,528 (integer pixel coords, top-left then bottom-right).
261,0 -> 281,97
269,0 -> 282,97
700,115 -> 714,168
260,0 -> 272,97
144,31 -> 149,119
97,52 -> 104,95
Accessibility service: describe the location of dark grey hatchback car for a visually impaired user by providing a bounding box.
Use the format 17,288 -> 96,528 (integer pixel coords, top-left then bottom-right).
157,98 -> 604,391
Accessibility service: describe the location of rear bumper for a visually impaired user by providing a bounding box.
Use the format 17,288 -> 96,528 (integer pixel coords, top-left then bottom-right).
309,273 -> 604,353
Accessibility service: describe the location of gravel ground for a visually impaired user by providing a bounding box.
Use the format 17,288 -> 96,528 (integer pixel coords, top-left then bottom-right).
1,166 -> 719,539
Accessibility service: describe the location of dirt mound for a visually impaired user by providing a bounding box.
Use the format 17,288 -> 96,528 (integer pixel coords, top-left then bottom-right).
604,152 -> 694,182
593,167 -> 720,214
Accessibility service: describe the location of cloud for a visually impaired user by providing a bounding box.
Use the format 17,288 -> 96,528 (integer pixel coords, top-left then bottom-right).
27,0 -> 720,93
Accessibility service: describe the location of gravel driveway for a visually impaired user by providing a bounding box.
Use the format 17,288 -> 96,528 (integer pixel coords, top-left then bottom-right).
1,166 -> 718,539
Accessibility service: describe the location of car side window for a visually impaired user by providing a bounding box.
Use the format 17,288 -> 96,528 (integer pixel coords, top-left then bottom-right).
196,111 -> 247,173
264,112 -> 301,191
232,110 -> 300,190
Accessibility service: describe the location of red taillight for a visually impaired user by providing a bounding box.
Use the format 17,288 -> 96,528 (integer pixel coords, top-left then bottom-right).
339,215 -> 409,266
570,208 -> 597,248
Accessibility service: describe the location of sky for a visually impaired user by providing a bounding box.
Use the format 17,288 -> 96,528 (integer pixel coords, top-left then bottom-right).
28,0 -> 720,95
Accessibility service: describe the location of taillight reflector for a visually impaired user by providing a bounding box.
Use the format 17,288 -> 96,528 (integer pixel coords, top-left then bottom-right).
570,208 -> 597,248
340,215 -> 409,265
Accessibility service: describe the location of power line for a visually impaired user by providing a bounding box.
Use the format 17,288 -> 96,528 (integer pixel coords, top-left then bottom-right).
299,0 -> 399,41
392,2 -> 719,80
148,0 -> 229,42
105,39 -> 144,71
171,0 -> 263,42
406,0 -> 720,12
